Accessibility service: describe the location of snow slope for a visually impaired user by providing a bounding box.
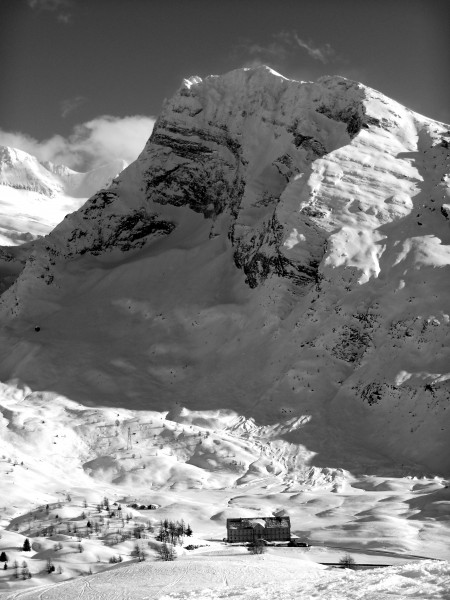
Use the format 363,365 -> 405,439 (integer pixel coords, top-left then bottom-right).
0,553 -> 448,600
0,66 -> 449,594
0,146 -> 126,245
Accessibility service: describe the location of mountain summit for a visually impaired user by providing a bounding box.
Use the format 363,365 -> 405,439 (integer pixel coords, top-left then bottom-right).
0,66 -> 449,480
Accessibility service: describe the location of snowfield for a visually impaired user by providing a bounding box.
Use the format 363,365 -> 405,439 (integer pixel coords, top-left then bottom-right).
0,380 -> 448,597
0,555 -> 448,600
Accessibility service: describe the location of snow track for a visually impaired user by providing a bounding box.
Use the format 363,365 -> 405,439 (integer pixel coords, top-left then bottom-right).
0,556 -> 322,600
1,558 -> 448,600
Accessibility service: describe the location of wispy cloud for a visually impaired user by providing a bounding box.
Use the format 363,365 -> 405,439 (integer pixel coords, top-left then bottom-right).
247,41 -> 288,61
57,12 -> 72,24
0,115 -> 156,172
61,96 -> 86,118
238,30 -> 342,67
287,32 -> 337,64
27,0 -> 71,10
27,0 -> 73,23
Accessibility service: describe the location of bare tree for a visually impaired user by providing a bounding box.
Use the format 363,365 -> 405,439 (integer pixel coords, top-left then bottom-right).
339,554 -> 356,569
21,561 -> 31,579
247,539 -> 267,554
157,543 -> 176,561
134,542 -> 147,562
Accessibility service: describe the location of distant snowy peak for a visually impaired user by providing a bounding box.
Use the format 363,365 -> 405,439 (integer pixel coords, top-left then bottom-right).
0,145 -> 127,199
42,156 -> 128,198
0,145 -> 127,246
0,145 -> 64,197
68,158 -> 128,198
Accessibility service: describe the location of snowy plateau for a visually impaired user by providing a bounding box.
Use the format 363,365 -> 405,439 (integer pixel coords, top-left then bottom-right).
0,66 -> 449,599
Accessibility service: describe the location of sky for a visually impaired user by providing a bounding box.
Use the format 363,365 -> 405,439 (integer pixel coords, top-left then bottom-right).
1,0 -> 449,171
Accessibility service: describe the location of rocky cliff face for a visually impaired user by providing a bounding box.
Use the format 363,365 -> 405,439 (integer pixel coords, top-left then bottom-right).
0,66 -> 449,475
143,70 -> 373,289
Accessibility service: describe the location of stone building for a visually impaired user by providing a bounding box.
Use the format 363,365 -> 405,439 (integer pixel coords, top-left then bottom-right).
226,516 -> 291,543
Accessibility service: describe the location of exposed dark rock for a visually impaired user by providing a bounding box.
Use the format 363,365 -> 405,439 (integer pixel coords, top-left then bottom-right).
231,214 -> 323,289
146,160 -> 244,219
252,192 -> 279,208
316,104 -> 364,138
68,211 -> 175,256
331,325 -> 372,363
441,204 -> 450,220
82,190 -> 118,216
144,121 -> 245,219
359,382 -> 387,406
300,205 -> 328,219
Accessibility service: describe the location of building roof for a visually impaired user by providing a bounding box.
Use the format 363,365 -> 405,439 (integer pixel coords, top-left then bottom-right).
227,516 -> 290,529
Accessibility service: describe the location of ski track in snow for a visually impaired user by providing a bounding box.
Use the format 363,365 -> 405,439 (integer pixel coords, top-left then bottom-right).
0,558 -> 449,600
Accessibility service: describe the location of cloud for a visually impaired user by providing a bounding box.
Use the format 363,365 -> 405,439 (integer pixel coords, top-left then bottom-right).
247,41 -> 288,61
27,0 -> 73,23
238,30 -> 341,67
61,96 -> 86,118
290,33 -> 337,64
57,12 -> 72,24
27,0 -> 72,10
0,115 -> 156,172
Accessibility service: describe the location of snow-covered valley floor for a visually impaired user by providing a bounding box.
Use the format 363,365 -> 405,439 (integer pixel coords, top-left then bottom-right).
1,380 -> 449,599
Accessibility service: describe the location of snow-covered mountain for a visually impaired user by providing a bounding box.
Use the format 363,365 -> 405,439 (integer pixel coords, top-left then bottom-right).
0,145 -> 126,245
0,67 -> 449,578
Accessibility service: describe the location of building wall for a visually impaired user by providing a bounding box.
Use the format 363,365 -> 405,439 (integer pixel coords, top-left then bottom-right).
227,524 -> 290,542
